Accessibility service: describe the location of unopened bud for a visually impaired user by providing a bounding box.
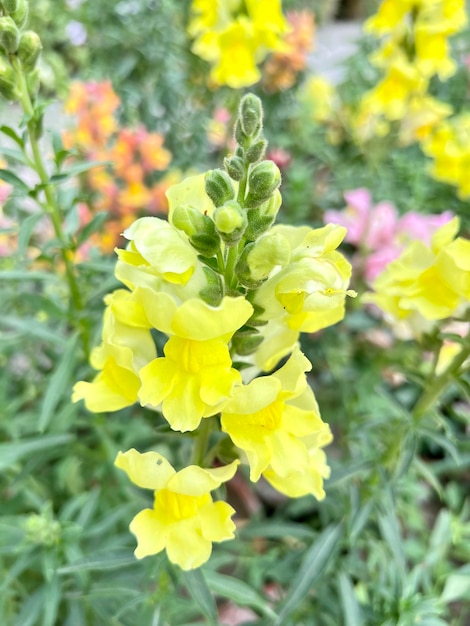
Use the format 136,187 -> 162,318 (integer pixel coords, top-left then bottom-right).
245,139 -> 267,164
17,31 -> 42,72
214,200 -> 247,246
0,57 -> 17,100
239,94 -> 263,137
205,169 -> 235,208
0,16 -> 19,53
234,119 -> 250,150
231,326 -> 263,356
244,191 -> 282,241
235,243 -> 265,289
171,205 -> 220,257
2,0 -> 20,11
245,161 -> 281,208
224,155 -> 244,181
11,0 -> 28,28
199,266 -> 224,307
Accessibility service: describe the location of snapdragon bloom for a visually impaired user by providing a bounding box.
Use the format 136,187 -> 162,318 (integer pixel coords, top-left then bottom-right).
115,449 -> 239,570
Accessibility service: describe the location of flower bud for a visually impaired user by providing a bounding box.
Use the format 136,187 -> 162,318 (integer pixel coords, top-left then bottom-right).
231,326 -> 263,356
205,168 -> 235,208
0,16 -> 20,54
235,243 -> 266,289
0,56 -> 17,100
244,190 -> 282,241
239,93 -> 263,137
11,0 -> 28,28
214,200 -> 247,246
224,155 -> 244,181
2,0 -> 20,11
17,31 -> 42,72
172,204 -> 220,257
245,161 -> 281,208
234,119 -> 250,150
245,139 -> 267,164
199,266 -> 224,307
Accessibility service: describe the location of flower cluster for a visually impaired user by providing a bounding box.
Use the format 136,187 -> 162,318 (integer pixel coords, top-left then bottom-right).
262,9 -> 315,92
188,0 -> 289,88
63,81 -> 173,253
421,113 -> 470,199
325,188 -> 454,283
74,95 -> 354,569
356,0 -> 467,144
366,217 -> 470,339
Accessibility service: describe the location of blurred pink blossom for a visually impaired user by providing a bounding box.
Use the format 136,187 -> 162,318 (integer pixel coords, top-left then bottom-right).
324,188 -> 454,282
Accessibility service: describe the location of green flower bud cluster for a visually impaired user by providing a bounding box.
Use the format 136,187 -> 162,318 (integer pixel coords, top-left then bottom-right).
0,0 -> 42,101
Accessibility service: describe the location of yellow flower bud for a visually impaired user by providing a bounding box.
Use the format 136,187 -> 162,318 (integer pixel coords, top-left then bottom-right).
214,200 -> 247,245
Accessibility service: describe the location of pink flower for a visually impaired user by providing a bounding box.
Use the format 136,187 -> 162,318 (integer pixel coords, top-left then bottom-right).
395,211 -> 454,245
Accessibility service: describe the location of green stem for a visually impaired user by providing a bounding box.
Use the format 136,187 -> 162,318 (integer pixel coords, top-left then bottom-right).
191,418 -> 214,467
412,331 -> 470,420
224,244 -> 239,290
13,57 -> 90,357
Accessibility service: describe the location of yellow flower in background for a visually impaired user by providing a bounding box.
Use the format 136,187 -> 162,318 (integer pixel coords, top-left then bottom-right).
299,75 -> 337,124
221,348 -> 332,499
398,94 -> 453,145
367,218 -> 470,335
422,113 -> 470,198
188,0 -> 289,88
364,0 -> 417,35
72,290 -> 156,412
115,449 -> 239,570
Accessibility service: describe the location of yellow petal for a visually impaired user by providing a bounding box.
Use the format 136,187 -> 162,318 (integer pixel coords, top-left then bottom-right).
115,449 -> 176,490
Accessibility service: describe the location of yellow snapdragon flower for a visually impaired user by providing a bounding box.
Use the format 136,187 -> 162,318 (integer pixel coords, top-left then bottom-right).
188,0 -> 289,88
72,290 -> 156,412
254,223 -> 354,333
221,348 -> 332,499
367,218 -> 470,336
115,449 -> 239,570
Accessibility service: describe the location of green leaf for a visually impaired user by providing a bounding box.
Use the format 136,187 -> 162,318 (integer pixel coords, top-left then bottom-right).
0,316 -> 67,344
0,168 -> 30,194
274,523 -> 343,625
77,211 -> 109,246
204,570 -> 278,620
441,566 -> 470,603
0,146 -> 28,164
39,333 -> 80,432
239,520 -> 315,541
18,212 -> 43,257
338,573 -> 363,626
182,569 -> 218,626
0,124 -> 25,148
57,551 -> 136,574
50,160 -> 109,183
0,434 -> 73,470
42,575 -> 61,626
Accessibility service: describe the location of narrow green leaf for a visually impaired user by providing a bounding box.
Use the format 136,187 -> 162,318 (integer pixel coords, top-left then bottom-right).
0,146 -> 28,164
239,520 -> 315,541
0,270 -> 55,281
0,434 -> 73,470
57,551 -> 136,574
204,570 -> 278,620
50,160 -> 109,184
18,212 -> 43,257
0,168 -> 30,193
0,124 -> 25,147
338,572 -> 363,626
0,316 -> 66,344
274,523 -> 343,625
441,566 -> 470,603
378,509 -> 406,579
39,333 -> 79,432
182,569 -> 218,626
42,575 -> 61,626
77,212 -> 109,246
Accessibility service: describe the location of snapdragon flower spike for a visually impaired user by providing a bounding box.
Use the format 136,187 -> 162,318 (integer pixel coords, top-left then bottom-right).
115,449 -> 239,570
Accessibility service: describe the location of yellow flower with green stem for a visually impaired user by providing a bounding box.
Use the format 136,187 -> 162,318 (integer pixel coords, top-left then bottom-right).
115,449 -> 239,570
221,348 -> 332,499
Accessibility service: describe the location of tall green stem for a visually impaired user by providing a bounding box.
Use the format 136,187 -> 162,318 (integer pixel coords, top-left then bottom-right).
191,418 -> 214,467
412,331 -> 470,420
13,58 -> 90,357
